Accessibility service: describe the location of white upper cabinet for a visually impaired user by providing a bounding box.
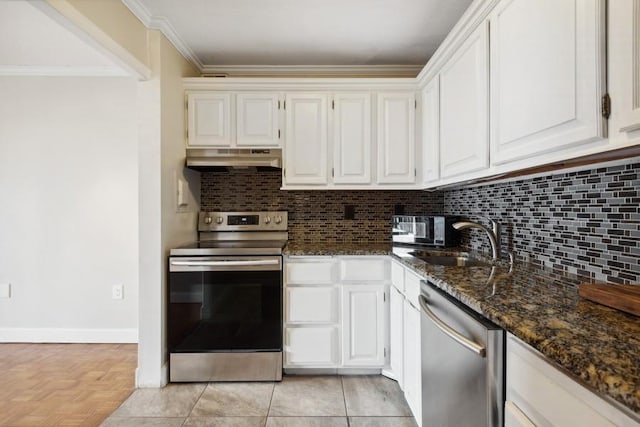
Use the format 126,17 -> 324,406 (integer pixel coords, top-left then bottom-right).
377,92 -> 416,184
489,0 -> 606,164
609,0 -> 640,138
187,92 -> 233,147
236,93 -> 280,147
439,21 -> 489,179
421,76 -> 440,183
284,93 -> 329,185
332,93 -> 372,184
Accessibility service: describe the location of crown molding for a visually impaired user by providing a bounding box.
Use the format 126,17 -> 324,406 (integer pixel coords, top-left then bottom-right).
122,0 -> 204,70
200,64 -> 422,78
0,65 -> 129,77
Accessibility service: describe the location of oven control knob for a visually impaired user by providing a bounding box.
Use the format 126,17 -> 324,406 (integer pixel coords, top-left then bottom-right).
274,216 -> 282,224
264,216 -> 272,224
216,217 -> 224,225
204,216 -> 213,225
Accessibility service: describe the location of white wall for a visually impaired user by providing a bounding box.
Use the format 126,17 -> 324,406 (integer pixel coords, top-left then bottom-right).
0,76 -> 139,342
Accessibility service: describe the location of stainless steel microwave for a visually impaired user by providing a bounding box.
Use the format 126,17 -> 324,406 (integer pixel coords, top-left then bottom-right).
392,215 -> 460,247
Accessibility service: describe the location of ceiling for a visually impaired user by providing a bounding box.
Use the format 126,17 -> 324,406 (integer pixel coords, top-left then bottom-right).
0,1 -> 127,77
123,0 -> 473,75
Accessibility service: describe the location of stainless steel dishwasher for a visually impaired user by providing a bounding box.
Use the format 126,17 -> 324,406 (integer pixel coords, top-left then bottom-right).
419,280 -> 504,427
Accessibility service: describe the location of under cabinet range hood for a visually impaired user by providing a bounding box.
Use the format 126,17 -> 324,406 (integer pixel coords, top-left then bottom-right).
185,148 -> 282,170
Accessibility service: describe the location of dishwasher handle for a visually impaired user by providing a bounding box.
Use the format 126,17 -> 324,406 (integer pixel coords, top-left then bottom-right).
419,295 -> 486,358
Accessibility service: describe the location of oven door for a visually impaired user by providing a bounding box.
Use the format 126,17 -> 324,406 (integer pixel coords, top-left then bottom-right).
168,256 -> 282,354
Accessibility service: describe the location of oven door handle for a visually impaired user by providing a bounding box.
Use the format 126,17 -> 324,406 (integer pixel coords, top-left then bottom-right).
419,295 -> 486,357
170,259 -> 280,267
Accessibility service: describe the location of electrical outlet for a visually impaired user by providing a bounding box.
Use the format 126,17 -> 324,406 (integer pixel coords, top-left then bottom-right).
112,284 -> 124,300
344,205 -> 355,220
0,283 -> 11,298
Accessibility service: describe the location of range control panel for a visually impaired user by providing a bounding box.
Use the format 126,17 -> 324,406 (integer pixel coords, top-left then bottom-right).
199,211 -> 288,232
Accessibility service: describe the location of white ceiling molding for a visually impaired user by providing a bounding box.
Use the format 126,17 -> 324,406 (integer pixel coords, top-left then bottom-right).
200,65 -> 423,78
122,0 -> 204,71
0,65 -> 129,77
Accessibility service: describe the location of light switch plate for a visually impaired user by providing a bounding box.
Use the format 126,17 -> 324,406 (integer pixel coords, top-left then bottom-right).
0,283 -> 11,298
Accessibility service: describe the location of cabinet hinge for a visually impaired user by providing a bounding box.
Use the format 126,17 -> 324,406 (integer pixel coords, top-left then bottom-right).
415,99 -> 417,109
278,129 -> 281,139
383,292 -> 386,302
384,348 -> 387,358
283,100 -> 286,110
331,168 -> 334,177
332,100 -> 335,109
601,93 -> 611,119
278,100 -> 281,109
414,168 -> 417,177
283,168 -> 286,177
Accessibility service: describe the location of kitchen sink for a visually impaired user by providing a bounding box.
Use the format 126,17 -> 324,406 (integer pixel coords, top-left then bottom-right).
409,250 -> 492,267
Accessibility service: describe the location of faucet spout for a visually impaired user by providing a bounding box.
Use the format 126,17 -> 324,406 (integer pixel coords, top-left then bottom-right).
452,219 -> 501,261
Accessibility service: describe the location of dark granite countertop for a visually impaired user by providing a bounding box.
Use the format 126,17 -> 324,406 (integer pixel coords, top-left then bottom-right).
283,242 -> 640,417
284,242 -> 392,256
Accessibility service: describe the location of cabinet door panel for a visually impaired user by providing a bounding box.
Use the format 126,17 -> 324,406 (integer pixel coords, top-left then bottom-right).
284,93 -> 328,185
390,286 -> 404,389
391,260 -> 405,293
440,22 -> 489,178
421,77 -> 440,183
285,327 -> 337,366
377,92 -> 416,184
333,93 -> 372,184
286,260 -> 335,285
187,92 -> 232,147
403,300 -> 421,422
342,285 -> 385,366
286,287 -> 338,324
490,0 -> 606,164
340,258 -> 389,282
236,93 -> 280,147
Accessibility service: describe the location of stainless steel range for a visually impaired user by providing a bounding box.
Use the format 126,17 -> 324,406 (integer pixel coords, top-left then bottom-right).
168,211 -> 287,382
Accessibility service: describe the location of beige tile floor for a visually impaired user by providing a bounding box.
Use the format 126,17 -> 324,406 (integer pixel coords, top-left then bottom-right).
101,375 -> 417,427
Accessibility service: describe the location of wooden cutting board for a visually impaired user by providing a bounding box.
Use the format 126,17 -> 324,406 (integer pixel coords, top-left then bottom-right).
578,283 -> 640,317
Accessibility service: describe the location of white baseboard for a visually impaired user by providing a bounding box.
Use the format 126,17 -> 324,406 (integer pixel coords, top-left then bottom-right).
0,328 -> 138,343
135,362 -> 169,388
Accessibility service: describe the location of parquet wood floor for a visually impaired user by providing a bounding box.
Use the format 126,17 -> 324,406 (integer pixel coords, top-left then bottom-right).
0,343 -> 137,427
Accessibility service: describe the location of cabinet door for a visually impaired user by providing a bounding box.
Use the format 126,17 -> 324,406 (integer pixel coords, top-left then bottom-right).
403,300 -> 422,423
377,92 -> 416,184
285,327 -> 338,367
332,93 -> 372,184
389,286 -> 404,389
421,76 -> 440,183
236,93 -> 280,147
284,93 -> 328,185
187,92 -> 232,147
342,285 -> 385,367
439,22 -> 489,179
609,0 -> 640,135
489,0 -> 606,164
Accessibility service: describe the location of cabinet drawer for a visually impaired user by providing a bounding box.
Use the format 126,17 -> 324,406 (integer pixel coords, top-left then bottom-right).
340,258 -> 390,282
286,287 -> 338,324
285,327 -> 338,366
391,260 -> 405,293
404,269 -> 422,308
286,259 -> 336,284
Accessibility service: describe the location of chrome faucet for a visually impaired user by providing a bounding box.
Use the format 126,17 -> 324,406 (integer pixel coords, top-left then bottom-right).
452,218 -> 501,261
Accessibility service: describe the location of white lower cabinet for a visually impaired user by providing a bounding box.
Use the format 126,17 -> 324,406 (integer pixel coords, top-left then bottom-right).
403,299 -> 422,424
389,259 -> 422,426
506,333 -> 639,427
389,285 -> 404,389
284,256 -> 389,371
342,285 -> 385,367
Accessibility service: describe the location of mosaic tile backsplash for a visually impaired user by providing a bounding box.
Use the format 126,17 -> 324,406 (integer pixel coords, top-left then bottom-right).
201,169 -> 444,245
200,161 -> 640,284
444,162 -> 640,284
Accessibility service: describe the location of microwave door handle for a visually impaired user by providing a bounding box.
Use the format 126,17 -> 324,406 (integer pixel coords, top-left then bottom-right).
419,295 -> 486,357
170,260 -> 279,267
